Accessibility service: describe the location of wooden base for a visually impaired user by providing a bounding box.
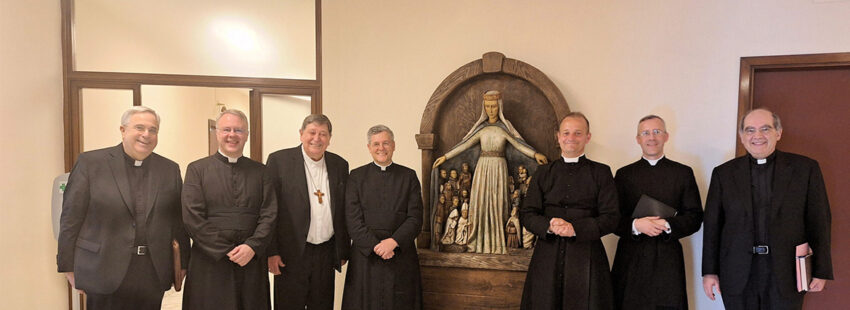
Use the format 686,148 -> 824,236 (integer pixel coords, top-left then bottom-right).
418,249 -> 532,309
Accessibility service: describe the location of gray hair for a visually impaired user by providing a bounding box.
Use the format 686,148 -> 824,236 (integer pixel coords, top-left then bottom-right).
366,124 -> 394,144
216,109 -> 249,130
739,108 -> 783,132
301,114 -> 333,135
121,106 -> 160,127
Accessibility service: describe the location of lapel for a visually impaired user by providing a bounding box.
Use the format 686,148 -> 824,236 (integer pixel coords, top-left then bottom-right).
291,146 -> 310,217
142,154 -> 161,221
325,152 -> 339,219
107,145 -> 134,217
770,151 -> 792,219
731,156 -> 754,219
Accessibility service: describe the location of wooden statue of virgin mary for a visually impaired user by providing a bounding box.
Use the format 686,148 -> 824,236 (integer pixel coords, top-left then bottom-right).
432,90 -> 547,254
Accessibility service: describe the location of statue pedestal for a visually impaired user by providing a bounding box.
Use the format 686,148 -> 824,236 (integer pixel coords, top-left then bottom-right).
418,249 -> 532,309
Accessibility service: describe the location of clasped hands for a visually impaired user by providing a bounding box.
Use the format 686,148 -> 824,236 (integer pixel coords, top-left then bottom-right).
228,244 -> 255,267
634,216 -> 668,237
549,218 -> 576,237
374,238 -> 398,260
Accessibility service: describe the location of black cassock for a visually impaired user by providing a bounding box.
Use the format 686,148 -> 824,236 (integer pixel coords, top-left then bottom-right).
519,156 -> 619,310
181,153 -> 277,310
611,158 -> 703,310
343,163 -> 423,310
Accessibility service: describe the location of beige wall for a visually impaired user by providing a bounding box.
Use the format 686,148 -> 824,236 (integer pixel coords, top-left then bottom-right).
321,1 -> 850,309
0,0 -> 67,308
4,0 -> 850,309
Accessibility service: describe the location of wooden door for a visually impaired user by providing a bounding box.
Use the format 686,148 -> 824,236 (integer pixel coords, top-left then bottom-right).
739,53 -> 850,308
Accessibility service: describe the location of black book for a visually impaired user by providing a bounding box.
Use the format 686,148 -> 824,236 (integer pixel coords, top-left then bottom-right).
632,194 -> 677,218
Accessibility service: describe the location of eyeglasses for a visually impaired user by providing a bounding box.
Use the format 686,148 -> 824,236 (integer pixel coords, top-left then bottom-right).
218,127 -> 247,135
742,126 -> 774,136
639,129 -> 666,137
131,125 -> 158,135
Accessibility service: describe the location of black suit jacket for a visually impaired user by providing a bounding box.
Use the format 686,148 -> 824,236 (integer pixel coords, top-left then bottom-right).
702,150 -> 832,297
57,144 -> 190,294
266,145 -> 350,271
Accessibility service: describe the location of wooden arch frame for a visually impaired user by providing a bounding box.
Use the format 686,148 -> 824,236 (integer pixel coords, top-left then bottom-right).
415,51 -> 570,249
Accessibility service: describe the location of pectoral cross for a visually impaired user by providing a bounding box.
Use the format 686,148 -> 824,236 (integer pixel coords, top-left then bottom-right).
314,189 -> 325,204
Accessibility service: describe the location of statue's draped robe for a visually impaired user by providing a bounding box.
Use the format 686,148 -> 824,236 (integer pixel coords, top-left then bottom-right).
444,123 -> 537,254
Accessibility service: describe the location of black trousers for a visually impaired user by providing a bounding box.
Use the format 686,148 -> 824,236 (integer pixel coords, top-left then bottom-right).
86,254 -> 164,310
722,255 -> 804,310
274,239 -> 336,310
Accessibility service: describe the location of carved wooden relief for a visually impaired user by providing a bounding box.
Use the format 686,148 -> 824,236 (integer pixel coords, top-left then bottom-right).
416,52 -> 570,309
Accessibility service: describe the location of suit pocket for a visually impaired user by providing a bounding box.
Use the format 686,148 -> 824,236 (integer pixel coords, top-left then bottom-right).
75,238 -> 101,253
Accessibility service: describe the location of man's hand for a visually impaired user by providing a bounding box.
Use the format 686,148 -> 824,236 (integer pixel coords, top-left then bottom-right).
65,272 -> 76,289
702,274 -> 721,301
374,238 -> 398,260
267,255 -> 285,275
549,218 -> 575,237
634,216 -> 667,236
809,278 -> 827,292
227,244 -> 255,267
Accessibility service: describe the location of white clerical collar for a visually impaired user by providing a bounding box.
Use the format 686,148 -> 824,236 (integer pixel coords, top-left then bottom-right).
643,155 -> 664,166
218,150 -> 240,163
134,160 -> 143,167
756,158 -> 767,165
562,154 -> 585,163
301,147 -> 325,166
374,162 -> 393,171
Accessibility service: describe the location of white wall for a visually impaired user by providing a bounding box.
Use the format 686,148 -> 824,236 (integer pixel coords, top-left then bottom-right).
0,0 -> 67,308
321,1 -> 850,309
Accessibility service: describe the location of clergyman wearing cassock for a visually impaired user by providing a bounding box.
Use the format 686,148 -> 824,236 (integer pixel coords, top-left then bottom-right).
57,106 -> 190,310
266,114 -> 350,310
520,112 -> 620,310
181,109 -> 277,310
611,115 -> 704,310
702,109 -> 832,310
343,125 -> 424,310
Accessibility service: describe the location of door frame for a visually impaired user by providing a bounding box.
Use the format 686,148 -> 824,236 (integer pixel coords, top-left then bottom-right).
736,52 -> 850,156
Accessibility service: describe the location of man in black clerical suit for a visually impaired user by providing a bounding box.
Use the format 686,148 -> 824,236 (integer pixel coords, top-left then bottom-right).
266,114 -> 350,310
520,112 -> 620,310
343,125 -> 423,310
181,109 -> 277,310
702,108 -> 833,310
57,106 -> 189,310
611,115 -> 703,310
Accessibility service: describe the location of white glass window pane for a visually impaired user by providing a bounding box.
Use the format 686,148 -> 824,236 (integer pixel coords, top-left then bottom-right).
81,89 -> 133,152
74,0 -> 316,79
262,94 -> 311,162
143,86 -> 251,174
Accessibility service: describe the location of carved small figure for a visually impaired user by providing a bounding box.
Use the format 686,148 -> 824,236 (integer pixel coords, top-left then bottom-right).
433,195 -> 447,242
459,162 -> 472,194
455,201 -> 471,246
439,169 -> 447,192
506,195 -> 522,249
516,165 -> 531,197
441,208 -> 459,245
